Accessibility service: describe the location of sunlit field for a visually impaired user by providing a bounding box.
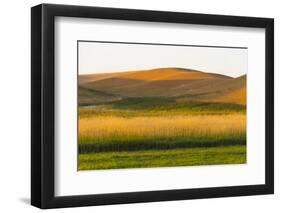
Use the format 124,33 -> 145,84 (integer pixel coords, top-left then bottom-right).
78,100 -> 246,170
79,114 -> 246,152
78,67 -> 247,170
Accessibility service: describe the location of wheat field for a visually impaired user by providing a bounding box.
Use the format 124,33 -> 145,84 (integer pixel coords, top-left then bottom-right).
78,110 -> 246,170
79,114 -> 246,145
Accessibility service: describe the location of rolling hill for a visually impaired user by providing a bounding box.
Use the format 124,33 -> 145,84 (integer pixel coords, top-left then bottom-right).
79,68 -> 246,106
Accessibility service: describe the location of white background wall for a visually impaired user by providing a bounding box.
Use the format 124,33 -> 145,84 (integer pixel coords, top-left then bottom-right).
0,0 -> 279,212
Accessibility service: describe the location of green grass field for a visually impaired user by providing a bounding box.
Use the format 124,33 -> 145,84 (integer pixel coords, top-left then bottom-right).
79,145 -> 246,170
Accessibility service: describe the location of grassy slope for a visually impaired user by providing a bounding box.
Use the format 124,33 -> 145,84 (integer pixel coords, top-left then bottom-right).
79,68 -> 246,105
214,85 -> 246,105
212,75 -> 246,105
79,145 -> 246,170
79,67 -> 229,82
79,97 -> 246,117
79,86 -> 122,105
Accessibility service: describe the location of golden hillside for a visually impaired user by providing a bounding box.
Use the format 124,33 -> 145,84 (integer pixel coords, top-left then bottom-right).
79,68 -> 246,105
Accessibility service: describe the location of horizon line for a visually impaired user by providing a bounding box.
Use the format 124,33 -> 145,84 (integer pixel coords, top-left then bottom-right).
78,67 -> 246,79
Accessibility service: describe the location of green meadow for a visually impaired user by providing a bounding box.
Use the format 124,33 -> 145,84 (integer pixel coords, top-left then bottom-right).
79,146 -> 246,170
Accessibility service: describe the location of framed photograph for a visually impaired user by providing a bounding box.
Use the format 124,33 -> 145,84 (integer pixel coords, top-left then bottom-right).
31,4 -> 274,209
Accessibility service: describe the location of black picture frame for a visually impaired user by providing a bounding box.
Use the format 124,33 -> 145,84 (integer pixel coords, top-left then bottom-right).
31,3 -> 274,209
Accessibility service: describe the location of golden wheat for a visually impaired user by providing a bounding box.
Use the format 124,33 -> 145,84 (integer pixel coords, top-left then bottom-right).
79,114 -> 246,143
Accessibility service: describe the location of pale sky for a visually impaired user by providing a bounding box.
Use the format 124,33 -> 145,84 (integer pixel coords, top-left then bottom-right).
78,41 -> 247,78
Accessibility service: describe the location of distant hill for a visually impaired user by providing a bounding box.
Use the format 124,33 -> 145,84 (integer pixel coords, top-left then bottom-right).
79,86 -> 122,105
79,68 -> 246,106
212,75 -> 246,105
